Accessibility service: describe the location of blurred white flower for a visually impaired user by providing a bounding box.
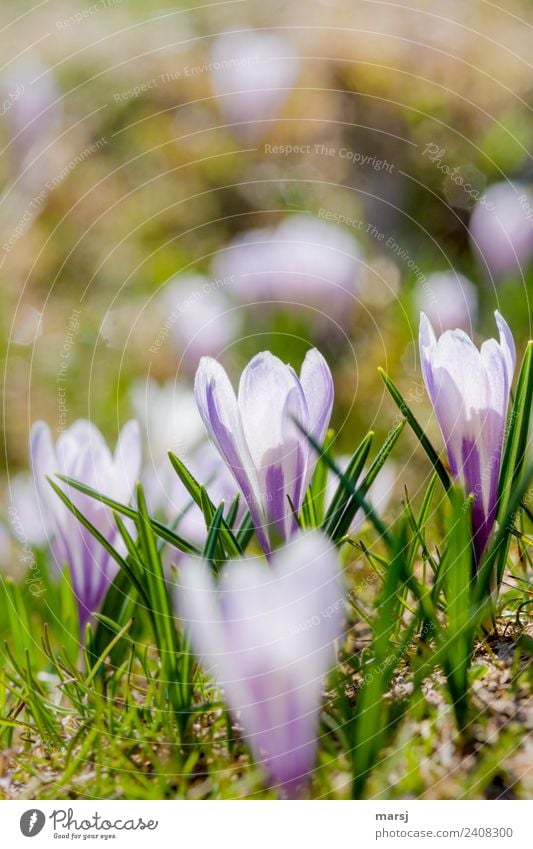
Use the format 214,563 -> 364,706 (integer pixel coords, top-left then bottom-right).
469,182 -> 533,281
167,443 -> 242,546
213,214 -> 362,326
143,441 -> 242,549
413,271 -> 478,333
8,472 -> 51,548
178,531 -> 344,796
131,378 -> 205,468
209,31 -> 299,139
1,56 -> 60,177
11,304 -> 43,346
159,273 -> 240,369
131,378 -> 241,539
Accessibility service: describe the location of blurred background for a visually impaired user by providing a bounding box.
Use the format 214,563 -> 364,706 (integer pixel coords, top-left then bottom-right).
1,0 -> 532,547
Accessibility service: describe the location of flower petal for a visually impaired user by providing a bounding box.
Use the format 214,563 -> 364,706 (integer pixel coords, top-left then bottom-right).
494,310 -> 516,388
419,311 -> 516,561
195,356 -> 267,550
418,311 -> 438,405
237,351 -> 308,468
299,348 -> 334,444
30,421 -> 62,521
114,419 -> 142,497
237,352 -> 308,548
179,557 -> 231,674
180,532 -> 344,794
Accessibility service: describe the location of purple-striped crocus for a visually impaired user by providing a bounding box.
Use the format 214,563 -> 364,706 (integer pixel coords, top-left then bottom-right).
179,531 -> 344,796
30,419 -> 141,630
419,311 -> 516,561
194,349 -> 334,555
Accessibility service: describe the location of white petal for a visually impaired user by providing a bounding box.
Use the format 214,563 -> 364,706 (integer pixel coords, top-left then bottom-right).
418,312 -> 438,404
29,421 -> 62,524
432,328 -> 489,418
494,310 -> 516,388
238,351 -> 308,469
299,348 -> 334,444
56,419 -> 111,476
114,419 -> 142,497
179,557 -> 232,675
195,356 -> 260,498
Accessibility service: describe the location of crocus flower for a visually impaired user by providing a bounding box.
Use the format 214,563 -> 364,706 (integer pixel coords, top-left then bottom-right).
414,271 -> 478,333
209,31 -> 299,139
179,531 -> 344,795
30,419 -> 141,630
419,312 -> 516,561
213,214 -> 361,327
470,182 -> 533,281
195,349 -> 334,555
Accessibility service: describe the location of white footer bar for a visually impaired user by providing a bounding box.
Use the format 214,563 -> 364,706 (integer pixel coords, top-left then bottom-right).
2,799 -> 531,848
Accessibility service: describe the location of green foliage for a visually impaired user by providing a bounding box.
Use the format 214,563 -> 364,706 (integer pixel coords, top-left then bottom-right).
378,368 -> 452,493
495,341 -> 533,585
0,391 -> 531,799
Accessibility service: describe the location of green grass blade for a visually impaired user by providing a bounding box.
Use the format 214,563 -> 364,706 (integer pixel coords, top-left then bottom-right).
296,425 -> 392,549
55,473 -> 200,555
85,618 -> 133,686
351,521 -> 414,798
236,511 -> 254,550
440,487 -> 475,729
378,367 -> 451,493
225,495 -> 241,528
334,420 -> 405,541
476,460 -> 533,603
46,476 -> 136,586
93,566 -> 139,668
323,431 -> 374,537
498,341 -> 533,507
495,340 -> 533,584
169,453 -> 242,557
357,419 -> 405,496
202,503 -> 225,570
306,428 -> 335,525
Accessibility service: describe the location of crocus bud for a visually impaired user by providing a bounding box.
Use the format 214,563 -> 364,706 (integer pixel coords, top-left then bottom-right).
419,311 -> 516,561
30,419 -> 141,630
179,531 -> 344,796
209,31 -> 299,139
194,349 -> 334,555
469,182 -> 533,281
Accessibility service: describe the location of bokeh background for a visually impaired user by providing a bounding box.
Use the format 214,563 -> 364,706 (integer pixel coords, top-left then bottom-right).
1,0 -> 532,552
